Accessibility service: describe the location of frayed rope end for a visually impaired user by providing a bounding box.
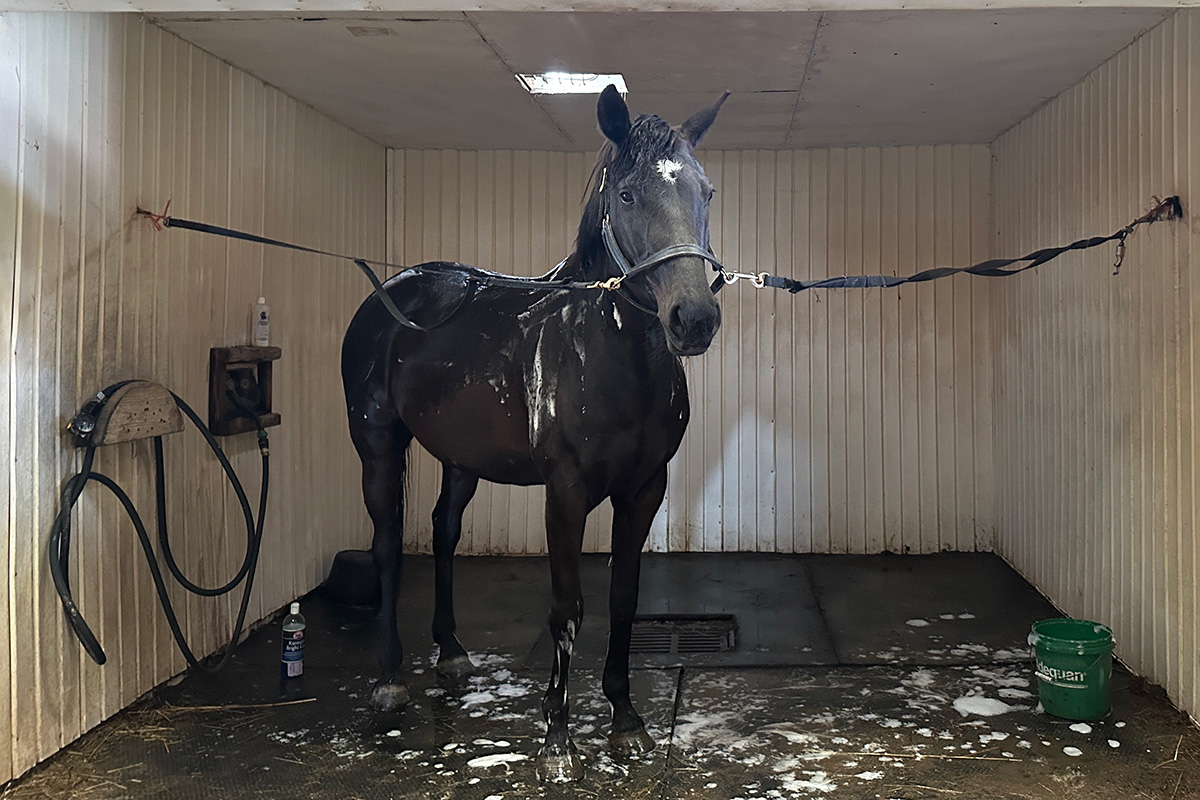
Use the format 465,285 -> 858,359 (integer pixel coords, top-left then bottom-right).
1142,195 -> 1183,225
136,200 -> 172,231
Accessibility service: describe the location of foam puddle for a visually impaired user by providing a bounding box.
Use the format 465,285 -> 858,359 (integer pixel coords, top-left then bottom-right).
672,664 -> 1052,796
466,753 -> 529,769
256,649 -> 1128,797
953,696 -> 1017,717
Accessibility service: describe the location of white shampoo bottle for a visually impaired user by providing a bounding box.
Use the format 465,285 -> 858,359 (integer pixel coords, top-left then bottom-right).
252,296 -> 270,346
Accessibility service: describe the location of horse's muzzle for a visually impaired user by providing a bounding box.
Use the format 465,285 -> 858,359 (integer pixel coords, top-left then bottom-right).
666,299 -> 721,356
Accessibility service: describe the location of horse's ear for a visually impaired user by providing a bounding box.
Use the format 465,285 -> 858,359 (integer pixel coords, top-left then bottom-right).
597,84 -> 631,145
680,91 -> 730,148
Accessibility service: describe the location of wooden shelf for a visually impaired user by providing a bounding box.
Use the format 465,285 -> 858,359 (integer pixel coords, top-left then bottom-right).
209,346 -> 282,436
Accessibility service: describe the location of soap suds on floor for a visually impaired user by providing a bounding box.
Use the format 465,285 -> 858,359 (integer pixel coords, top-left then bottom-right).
954,696 -> 1017,717
466,753 -> 529,769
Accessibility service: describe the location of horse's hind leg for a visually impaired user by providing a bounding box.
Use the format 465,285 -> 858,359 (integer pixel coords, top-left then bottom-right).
604,466 -> 667,757
431,464 -> 478,678
350,415 -> 414,712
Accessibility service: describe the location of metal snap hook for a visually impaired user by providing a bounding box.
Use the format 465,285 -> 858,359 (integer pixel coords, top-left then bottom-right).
1113,227 -> 1133,275
588,276 -> 625,291
721,269 -> 767,288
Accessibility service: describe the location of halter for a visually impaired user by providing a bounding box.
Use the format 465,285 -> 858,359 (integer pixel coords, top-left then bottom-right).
596,167 -> 729,314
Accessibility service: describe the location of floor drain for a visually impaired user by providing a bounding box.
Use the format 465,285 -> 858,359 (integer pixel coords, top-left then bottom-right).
628,614 -> 738,655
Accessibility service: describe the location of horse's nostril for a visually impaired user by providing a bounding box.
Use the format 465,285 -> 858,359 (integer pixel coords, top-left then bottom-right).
669,305 -> 689,339
667,301 -> 720,350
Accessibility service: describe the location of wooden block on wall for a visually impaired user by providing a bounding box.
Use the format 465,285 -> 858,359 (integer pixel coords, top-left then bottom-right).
90,382 -> 185,446
209,346 -> 282,436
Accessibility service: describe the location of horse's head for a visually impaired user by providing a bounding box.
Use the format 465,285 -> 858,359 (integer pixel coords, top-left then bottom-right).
584,86 -> 728,357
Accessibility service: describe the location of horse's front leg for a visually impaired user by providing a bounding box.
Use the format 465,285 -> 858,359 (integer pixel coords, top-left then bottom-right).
604,466 -> 667,757
536,484 -> 588,783
431,464 -> 479,678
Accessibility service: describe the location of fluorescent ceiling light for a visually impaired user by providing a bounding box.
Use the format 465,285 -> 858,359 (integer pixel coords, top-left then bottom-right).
517,72 -> 628,95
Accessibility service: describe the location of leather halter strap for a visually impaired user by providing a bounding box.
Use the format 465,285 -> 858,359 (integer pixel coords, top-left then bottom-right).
596,167 -> 727,313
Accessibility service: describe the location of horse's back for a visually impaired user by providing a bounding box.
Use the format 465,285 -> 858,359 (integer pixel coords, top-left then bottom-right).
342,263 -> 548,484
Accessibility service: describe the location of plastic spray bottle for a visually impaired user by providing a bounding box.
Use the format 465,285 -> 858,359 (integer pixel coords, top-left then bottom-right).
281,601 -> 305,678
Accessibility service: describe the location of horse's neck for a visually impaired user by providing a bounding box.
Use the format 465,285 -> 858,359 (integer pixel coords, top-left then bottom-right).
556,248 -> 672,358
557,249 -> 609,283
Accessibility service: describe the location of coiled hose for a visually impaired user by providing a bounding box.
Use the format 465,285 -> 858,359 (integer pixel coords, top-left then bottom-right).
49,385 -> 269,673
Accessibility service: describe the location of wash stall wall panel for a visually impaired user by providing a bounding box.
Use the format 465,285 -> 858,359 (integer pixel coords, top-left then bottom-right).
1,13 -> 382,783
992,9 -> 1199,718
389,145 -> 995,555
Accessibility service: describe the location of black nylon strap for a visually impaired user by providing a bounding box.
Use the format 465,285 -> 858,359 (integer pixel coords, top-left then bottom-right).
143,194 -> 1181,324
152,214 -> 609,329
762,196 -> 1182,294
352,259 -> 427,331
163,216 -> 605,292
155,206 -> 725,325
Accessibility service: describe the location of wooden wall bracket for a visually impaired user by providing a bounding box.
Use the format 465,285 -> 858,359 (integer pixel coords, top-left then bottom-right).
208,346 -> 282,436
88,382 -> 185,446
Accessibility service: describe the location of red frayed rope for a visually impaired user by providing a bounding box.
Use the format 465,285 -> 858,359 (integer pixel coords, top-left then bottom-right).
137,199 -> 171,232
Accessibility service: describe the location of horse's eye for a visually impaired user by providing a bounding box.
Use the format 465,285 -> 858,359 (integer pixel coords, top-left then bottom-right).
618,190 -> 635,205
706,188 -> 716,203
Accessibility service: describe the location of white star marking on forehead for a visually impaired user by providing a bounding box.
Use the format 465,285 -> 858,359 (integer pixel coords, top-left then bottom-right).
656,158 -> 684,184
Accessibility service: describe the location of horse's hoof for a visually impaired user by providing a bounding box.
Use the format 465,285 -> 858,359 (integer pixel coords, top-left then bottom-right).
535,743 -> 585,783
370,680 -> 411,712
608,726 -> 656,757
436,654 -> 475,679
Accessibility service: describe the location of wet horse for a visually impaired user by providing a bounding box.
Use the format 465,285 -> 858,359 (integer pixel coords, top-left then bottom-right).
341,86 -> 727,781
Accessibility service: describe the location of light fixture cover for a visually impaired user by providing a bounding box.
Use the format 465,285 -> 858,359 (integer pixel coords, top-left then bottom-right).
517,72 -> 628,95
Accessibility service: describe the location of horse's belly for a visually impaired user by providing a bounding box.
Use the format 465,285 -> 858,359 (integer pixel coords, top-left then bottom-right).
403,382 -> 540,485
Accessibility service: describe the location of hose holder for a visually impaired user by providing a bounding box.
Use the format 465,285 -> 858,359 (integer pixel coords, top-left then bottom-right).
209,345 -> 282,436
54,382 -> 271,670
73,382 -> 184,446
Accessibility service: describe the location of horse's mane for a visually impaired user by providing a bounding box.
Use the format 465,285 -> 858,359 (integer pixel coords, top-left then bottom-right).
561,114 -> 685,279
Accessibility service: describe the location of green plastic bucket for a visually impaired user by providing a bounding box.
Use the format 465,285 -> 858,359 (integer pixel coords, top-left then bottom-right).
1029,618 -> 1114,721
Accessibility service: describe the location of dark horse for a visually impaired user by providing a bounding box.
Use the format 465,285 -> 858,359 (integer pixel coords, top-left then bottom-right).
341,86 -> 727,782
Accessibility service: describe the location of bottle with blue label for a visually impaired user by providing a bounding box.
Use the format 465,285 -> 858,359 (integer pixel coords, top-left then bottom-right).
281,601 -> 305,678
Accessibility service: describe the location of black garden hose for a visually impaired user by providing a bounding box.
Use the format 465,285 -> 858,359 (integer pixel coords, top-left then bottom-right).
49,386 -> 269,673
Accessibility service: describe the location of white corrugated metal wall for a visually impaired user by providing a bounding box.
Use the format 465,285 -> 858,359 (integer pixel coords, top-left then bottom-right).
992,9 -> 1199,720
0,12 -> 381,784
389,145 -> 996,556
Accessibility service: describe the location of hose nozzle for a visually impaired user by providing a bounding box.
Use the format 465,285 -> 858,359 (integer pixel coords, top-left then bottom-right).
68,391 -> 108,443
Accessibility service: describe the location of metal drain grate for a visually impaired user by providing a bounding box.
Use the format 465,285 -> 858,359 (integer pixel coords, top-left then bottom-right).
628,614 -> 738,655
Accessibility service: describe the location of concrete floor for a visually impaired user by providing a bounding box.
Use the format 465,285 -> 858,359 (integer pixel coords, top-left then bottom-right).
5,553 -> 1199,800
